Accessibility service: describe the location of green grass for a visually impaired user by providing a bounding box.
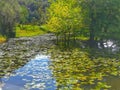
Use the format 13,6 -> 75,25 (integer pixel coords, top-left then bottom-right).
0,24 -> 48,42
15,24 -> 47,37
16,29 -> 45,37
75,36 -> 89,40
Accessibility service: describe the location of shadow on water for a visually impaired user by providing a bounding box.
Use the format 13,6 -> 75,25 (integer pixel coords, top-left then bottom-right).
0,54 -> 56,90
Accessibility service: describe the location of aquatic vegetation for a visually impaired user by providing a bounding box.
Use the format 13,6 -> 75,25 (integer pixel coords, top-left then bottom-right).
49,48 -> 120,90
0,35 -> 120,89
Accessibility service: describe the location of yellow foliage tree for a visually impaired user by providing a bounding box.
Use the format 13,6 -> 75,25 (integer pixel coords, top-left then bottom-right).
47,0 -> 83,44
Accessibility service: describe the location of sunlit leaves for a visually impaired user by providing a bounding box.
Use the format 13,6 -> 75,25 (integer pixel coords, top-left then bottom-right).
47,17 -> 62,33
47,0 -> 82,38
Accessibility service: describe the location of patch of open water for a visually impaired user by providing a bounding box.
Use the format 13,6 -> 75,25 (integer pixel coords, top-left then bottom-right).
0,55 -> 56,90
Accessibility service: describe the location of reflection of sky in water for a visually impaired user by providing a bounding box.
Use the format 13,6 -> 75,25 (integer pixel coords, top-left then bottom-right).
98,40 -> 119,52
1,55 -> 56,90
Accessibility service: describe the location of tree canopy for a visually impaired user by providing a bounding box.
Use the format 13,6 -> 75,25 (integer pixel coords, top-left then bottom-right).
47,0 -> 82,45
0,0 -> 21,38
0,0 -> 120,44
81,0 -> 120,41
18,0 -> 49,24
46,0 -> 120,47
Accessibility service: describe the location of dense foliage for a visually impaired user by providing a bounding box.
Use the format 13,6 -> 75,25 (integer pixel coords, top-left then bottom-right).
0,0 -> 120,42
0,0 -> 48,38
47,0 -> 82,45
47,0 -> 120,47
0,0 -> 21,38
81,0 -> 120,45
18,0 -> 48,24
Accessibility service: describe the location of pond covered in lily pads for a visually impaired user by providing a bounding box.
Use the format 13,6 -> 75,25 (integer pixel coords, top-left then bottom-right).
0,39 -> 120,90
48,47 -> 120,90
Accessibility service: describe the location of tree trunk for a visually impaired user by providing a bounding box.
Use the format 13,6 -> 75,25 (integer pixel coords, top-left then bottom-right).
89,8 -> 96,47
89,29 -> 94,43
56,34 -> 59,45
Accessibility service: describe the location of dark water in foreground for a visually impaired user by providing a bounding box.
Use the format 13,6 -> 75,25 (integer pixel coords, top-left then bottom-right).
0,55 -> 56,90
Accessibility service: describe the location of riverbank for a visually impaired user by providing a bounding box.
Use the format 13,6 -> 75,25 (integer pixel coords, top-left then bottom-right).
0,24 -> 48,43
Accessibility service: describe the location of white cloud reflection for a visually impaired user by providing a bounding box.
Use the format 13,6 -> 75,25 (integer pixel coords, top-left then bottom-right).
2,54 -> 56,90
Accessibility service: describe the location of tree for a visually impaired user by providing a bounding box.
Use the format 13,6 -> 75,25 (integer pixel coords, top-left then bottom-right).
18,0 -> 49,25
19,5 -> 29,24
0,0 -> 21,38
81,0 -> 120,46
47,0 -> 82,45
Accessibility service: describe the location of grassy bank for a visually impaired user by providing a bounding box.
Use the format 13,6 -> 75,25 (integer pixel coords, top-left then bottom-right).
15,24 -> 47,37
0,35 -> 6,43
0,24 -> 48,43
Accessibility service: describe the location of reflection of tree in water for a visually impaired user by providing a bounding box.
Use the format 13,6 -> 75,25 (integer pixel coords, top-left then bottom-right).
49,47 -> 120,90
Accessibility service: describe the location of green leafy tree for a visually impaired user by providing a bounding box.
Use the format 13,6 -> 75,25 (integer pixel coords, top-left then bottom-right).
18,0 -> 48,25
19,6 -> 29,24
0,0 -> 21,38
47,0 -> 82,45
81,0 -> 120,46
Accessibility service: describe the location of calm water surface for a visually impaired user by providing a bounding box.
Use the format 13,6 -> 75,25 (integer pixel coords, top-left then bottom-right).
0,55 -> 56,90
